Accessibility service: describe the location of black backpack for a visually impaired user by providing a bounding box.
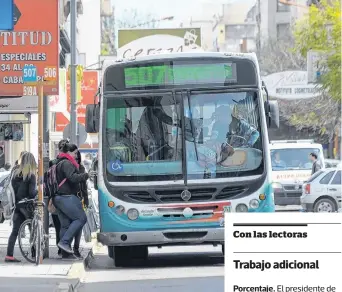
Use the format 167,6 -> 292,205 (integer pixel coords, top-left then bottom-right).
44,160 -> 66,198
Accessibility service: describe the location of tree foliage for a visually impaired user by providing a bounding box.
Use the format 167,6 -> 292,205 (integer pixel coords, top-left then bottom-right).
117,9 -> 158,29
293,0 -> 341,101
278,93 -> 341,141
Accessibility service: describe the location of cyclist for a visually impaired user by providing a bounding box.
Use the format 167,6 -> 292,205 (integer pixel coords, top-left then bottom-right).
5,152 -> 37,263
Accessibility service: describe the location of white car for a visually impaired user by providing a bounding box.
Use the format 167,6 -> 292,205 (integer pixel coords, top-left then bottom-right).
301,168 -> 341,212
325,159 -> 341,168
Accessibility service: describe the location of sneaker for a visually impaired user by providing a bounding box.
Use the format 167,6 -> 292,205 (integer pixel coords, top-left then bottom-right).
62,254 -> 80,261
5,256 -> 21,263
73,249 -> 83,259
57,242 -> 73,254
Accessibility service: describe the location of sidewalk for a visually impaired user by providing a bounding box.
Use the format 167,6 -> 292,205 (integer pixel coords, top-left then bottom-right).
0,220 -> 93,291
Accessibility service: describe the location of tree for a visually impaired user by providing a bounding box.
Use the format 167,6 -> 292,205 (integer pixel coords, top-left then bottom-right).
117,9 -> 159,29
259,35 -> 306,75
293,0 -> 341,102
278,93 -> 341,144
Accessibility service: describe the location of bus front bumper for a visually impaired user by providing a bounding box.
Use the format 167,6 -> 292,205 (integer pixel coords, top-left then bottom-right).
97,228 -> 224,247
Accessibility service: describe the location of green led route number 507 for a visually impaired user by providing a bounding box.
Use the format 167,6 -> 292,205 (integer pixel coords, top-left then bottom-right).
125,66 -> 170,87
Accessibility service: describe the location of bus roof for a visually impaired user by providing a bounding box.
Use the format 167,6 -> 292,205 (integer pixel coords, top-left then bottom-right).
102,51 -> 259,72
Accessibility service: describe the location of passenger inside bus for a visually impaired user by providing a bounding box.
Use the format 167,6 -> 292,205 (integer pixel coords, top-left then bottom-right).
210,105 -> 260,148
135,97 -> 175,161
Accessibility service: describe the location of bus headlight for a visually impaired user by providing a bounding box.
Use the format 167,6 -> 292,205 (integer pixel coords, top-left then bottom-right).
127,208 -> 139,220
236,204 -> 248,212
249,199 -> 259,209
115,205 -> 125,215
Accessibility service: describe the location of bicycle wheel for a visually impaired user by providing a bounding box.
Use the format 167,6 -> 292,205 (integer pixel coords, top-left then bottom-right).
35,220 -> 42,266
18,219 -> 35,264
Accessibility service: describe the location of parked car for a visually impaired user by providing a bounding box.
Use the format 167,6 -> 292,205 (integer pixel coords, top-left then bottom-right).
301,168 -> 341,212
325,159 -> 341,168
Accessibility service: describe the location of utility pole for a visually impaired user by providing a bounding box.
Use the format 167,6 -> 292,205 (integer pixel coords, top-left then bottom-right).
70,0 -> 78,145
43,88 -> 50,259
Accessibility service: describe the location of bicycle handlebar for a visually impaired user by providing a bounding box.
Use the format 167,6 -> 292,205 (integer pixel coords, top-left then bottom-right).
17,198 -> 45,207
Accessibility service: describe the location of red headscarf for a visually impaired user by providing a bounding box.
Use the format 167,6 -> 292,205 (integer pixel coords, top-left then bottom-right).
58,153 -> 79,169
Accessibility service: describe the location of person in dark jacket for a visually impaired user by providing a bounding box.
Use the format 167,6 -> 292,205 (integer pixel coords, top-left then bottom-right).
49,140 -> 68,256
71,150 -> 89,259
309,152 -> 322,175
0,146 -> 5,169
5,152 -> 37,262
53,142 -> 89,255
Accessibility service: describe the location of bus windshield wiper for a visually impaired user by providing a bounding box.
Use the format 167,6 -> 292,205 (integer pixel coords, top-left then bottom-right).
171,91 -> 180,182
180,92 -> 188,186
186,90 -> 198,161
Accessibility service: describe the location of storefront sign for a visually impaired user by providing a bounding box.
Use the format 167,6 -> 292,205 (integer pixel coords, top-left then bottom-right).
263,71 -> 321,100
117,28 -> 202,59
0,0 -> 59,96
56,71 -> 99,131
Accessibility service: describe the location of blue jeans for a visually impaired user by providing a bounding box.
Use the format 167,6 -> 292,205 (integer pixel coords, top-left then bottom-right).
53,195 -> 87,247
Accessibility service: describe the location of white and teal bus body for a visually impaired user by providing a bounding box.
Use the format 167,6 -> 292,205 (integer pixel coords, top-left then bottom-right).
86,52 -> 279,266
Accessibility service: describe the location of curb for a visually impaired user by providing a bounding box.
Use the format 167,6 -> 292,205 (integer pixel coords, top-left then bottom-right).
55,282 -> 75,292
66,236 -> 101,291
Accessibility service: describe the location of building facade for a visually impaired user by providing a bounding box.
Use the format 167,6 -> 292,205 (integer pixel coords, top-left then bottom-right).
259,0 -> 307,42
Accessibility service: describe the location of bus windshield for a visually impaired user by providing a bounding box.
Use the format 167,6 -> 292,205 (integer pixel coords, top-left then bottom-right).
270,148 -> 320,171
104,91 -> 264,182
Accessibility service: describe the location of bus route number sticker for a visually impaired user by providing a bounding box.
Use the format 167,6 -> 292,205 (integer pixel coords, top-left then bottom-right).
44,66 -> 57,81
223,206 -> 231,213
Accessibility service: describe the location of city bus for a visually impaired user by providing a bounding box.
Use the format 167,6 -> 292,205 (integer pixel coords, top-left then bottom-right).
85,52 -> 279,266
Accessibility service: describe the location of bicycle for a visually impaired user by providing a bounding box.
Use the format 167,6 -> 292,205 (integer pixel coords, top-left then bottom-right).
17,198 -> 47,265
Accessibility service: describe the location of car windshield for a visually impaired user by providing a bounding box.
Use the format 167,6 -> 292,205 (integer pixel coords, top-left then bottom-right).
104,91 -> 264,182
270,148 -> 320,171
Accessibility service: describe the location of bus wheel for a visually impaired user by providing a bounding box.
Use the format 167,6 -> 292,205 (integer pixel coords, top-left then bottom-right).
114,246 -> 148,267
108,246 -> 114,259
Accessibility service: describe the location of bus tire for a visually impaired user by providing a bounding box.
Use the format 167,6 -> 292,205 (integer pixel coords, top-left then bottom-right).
108,246 -> 114,259
222,244 -> 225,256
113,246 -> 148,267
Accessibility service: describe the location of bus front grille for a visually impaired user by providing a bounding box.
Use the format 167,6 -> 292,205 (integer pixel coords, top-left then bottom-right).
125,192 -> 157,203
155,188 -> 216,203
215,186 -> 247,200
123,186 -> 247,204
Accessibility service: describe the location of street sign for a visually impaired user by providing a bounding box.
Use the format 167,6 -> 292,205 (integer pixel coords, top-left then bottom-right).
44,66 -> 58,81
23,65 -> 38,83
63,123 -> 88,145
0,0 -> 14,30
0,0 -> 59,96
307,50 -> 325,84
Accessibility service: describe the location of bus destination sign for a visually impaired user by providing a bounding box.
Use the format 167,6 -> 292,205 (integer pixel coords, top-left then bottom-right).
124,63 -> 237,88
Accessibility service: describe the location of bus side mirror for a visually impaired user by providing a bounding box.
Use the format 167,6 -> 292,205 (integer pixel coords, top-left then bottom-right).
265,100 -> 279,129
85,104 -> 100,133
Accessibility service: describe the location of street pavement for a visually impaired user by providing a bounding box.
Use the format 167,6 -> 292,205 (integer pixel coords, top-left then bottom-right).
77,245 -> 224,292
76,207 -> 301,292
0,220 -> 92,292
